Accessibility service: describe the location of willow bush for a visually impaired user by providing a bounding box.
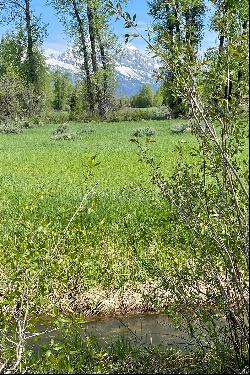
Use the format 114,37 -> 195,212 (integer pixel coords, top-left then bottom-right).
109,0 -> 249,372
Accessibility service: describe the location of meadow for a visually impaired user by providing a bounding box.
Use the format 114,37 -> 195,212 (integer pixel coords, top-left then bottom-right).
0,119 -> 197,315
0,118 -> 248,374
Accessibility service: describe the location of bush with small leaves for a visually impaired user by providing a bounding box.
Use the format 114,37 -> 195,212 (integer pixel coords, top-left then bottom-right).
43,111 -> 70,124
132,128 -> 145,137
51,123 -> 76,140
132,127 -> 156,138
52,132 -> 75,141
106,107 -> 171,123
170,124 -> 187,134
52,123 -> 69,135
0,126 -> 21,134
20,121 -> 33,129
0,121 -> 22,134
145,127 -> 156,137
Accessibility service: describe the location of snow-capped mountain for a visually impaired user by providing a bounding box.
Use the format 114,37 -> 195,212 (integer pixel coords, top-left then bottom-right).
45,44 -> 160,97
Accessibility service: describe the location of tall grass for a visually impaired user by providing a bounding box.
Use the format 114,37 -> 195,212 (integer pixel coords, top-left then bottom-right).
0,119 -> 195,310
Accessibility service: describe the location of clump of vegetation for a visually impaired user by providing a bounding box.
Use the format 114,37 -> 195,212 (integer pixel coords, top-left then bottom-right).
19,329 -> 243,374
52,123 -> 70,135
170,124 -> 188,134
52,132 -> 76,141
0,121 -> 23,134
145,127 -> 156,137
107,107 -> 171,123
43,110 -> 71,125
131,83 -> 155,108
132,127 -> 156,137
20,120 -> 33,129
51,123 -> 75,140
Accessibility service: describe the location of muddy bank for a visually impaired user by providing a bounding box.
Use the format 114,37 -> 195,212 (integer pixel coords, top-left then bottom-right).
48,281 -> 172,317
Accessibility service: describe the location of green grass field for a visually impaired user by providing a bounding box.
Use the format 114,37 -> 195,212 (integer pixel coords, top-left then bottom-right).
0,118 -> 248,373
0,119 -> 196,313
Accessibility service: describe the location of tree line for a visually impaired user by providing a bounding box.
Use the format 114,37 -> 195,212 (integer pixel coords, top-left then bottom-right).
0,0 -> 248,124
0,0 -> 117,123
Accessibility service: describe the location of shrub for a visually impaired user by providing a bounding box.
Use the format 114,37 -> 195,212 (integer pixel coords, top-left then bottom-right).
132,127 -> 156,137
132,128 -> 145,137
0,123 -> 22,134
170,124 -> 187,133
51,123 -> 76,140
52,123 -> 69,135
107,107 -> 171,123
29,115 -> 43,126
131,84 -> 155,108
0,73 -> 23,122
20,121 -> 33,129
145,127 -> 156,137
52,132 -> 75,141
43,111 -> 70,124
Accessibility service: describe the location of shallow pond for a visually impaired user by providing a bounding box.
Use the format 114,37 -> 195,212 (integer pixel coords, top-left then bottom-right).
27,313 -> 196,352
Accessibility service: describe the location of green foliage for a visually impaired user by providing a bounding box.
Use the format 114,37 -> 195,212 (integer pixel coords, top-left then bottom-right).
131,84 -> 155,108
0,30 -> 26,79
132,127 -> 156,137
77,127 -> 95,135
52,123 -> 70,135
148,0 -> 206,117
52,70 -> 74,111
170,123 -> 189,133
109,0 -> 249,372
148,0 -> 205,48
153,87 -> 164,107
0,71 -> 24,121
161,80 -> 187,118
107,107 -> 171,122
115,95 -> 131,109
0,122 -> 23,134
42,110 -> 71,124
0,30 -> 51,121
70,79 -> 89,118
51,0 -> 117,118
51,122 -> 76,140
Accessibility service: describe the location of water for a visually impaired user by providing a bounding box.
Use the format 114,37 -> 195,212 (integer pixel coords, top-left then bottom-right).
84,314 -> 194,347
27,314 -> 196,351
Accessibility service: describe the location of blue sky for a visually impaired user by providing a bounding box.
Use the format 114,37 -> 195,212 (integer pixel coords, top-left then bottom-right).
0,0 -> 217,52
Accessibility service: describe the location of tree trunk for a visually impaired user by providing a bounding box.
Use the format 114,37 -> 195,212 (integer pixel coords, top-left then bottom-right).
86,1 -> 103,117
24,0 -> 36,85
174,2 -> 181,42
219,35 -> 224,52
72,0 -> 94,112
97,35 -> 110,115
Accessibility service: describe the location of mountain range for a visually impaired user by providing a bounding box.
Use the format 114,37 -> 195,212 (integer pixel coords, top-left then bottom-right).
45,44 -> 160,97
